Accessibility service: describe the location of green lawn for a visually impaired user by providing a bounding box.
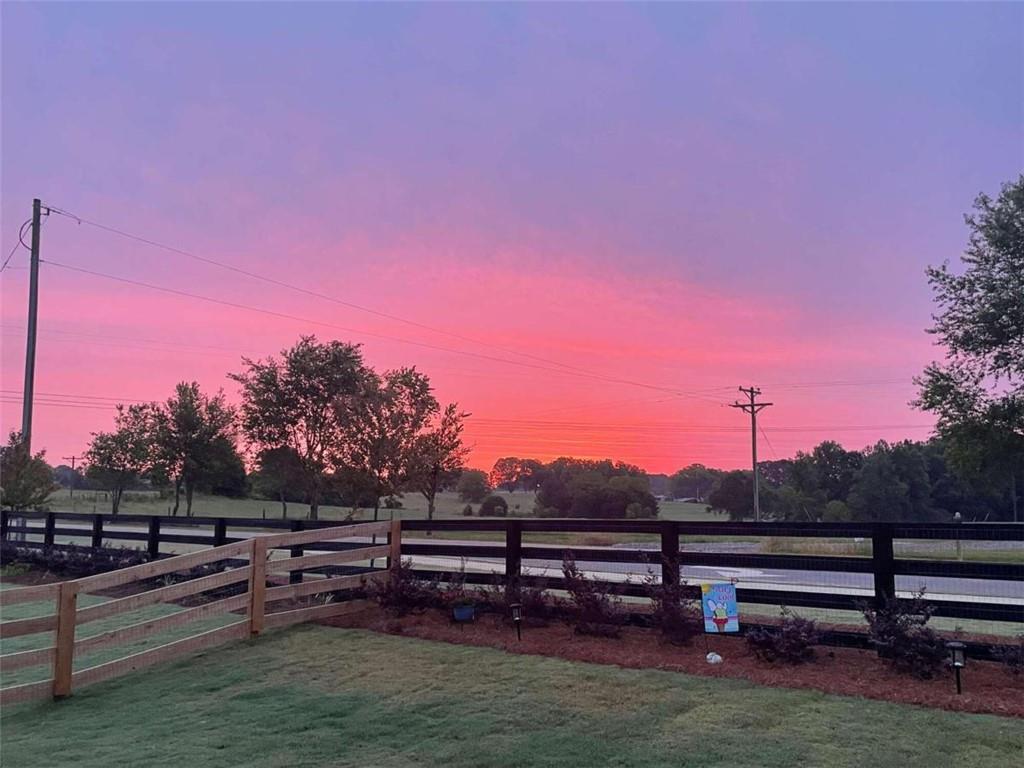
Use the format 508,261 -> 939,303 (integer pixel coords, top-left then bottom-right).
0,583 -> 241,687
2,626 -> 1021,767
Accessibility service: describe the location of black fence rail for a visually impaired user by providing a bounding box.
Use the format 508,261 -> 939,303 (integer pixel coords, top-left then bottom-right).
2,511 -> 1022,624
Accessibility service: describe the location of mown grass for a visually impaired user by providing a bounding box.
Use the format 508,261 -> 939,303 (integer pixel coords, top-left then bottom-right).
0,585 -> 241,687
2,625 -> 1022,767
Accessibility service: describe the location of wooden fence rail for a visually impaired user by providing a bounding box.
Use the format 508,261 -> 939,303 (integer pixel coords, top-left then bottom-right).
0,520 -> 395,706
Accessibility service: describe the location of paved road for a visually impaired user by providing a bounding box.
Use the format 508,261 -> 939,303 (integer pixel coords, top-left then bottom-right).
14,519 -> 1023,606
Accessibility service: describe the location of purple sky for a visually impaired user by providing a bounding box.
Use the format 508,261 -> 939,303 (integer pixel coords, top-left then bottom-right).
2,3 -> 1021,471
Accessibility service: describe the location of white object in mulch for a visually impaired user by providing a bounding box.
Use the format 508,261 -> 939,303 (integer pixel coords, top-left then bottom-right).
705,652 -> 723,664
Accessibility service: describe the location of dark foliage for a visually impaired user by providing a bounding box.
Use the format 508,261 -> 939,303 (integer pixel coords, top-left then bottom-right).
745,608 -> 821,664
480,494 -> 508,517
366,558 -> 439,616
561,553 -> 623,637
643,570 -> 701,644
0,542 -> 149,578
993,635 -> 1024,676
478,577 -> 558,627
861,592 -> 948,679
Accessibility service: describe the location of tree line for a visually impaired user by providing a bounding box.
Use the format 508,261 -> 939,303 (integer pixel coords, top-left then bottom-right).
1,336 -> 469,520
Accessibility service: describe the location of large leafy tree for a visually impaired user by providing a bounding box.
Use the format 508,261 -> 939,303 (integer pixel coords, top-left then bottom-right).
668,464 -> 721,501
339,367 -> 438,521
406,403 -> 469,521
250,446 -> 306,518
456,469 -> 491,503
489,457 -> 544,493
915,176 -> 1024,521
85,404 -> 159,515
153,382 -> 237,516
0,432 -> 57,509
231,336 -> 367,520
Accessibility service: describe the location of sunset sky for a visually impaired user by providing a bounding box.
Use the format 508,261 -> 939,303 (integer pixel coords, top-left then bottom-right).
2,3 -> 1021,474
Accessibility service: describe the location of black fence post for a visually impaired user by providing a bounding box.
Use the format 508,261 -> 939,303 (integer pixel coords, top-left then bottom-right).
0,510 -> 9,540
504,520 -> 522,585
871,522 -> 895,606
147,517 -> 161,560
91,514 -> 103,549
214,518 -> 227,547
290,519 -> 304,585
660,520 -> 680,586
44,512 -> 56,546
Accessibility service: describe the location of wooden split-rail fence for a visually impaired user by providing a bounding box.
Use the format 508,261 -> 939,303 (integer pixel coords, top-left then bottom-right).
0,520 -> 398,705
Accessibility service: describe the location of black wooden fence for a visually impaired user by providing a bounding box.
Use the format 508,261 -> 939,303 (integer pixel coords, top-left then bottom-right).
2,511 -> 1021,625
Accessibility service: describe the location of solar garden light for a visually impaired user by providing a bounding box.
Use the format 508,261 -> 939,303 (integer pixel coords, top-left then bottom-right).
510,602 -> 523,641
946,641 -> 966,694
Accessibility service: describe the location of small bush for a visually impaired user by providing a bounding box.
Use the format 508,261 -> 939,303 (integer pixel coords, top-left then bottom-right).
480,576 -> 558,627
643,570 -> 701,644
480,494 -> 508,517
562,553 -> 623,637
0,542 -> 150,578
861,591 -> 947,679
382,496 -> 403,510
993,634 -> 1024,676
367,558 -> 439,616
745,608 -> 820,664
462,504 -> 474,516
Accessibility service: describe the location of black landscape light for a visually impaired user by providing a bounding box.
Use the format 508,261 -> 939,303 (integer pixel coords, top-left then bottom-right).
510,602 -> 522,641
946,641 -> 966,694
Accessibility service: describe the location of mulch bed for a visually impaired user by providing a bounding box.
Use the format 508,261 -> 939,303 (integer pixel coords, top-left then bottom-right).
322,606 -> 1024,719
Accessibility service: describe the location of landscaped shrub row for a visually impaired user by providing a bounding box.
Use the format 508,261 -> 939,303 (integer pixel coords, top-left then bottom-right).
367,555 -> 1021,681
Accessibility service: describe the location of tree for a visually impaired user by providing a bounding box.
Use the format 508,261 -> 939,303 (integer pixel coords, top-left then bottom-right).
916,176 -> 1024,521
0,432 -> 57,509
708,470 -> 755,521
406,403 -> 469,521
340,367 -> 438,521
457,469 -> 491,503
195,436 -> 247,498
231,336 -> 367,520
489,457 -> 543,493
152,382 -> 237,516
250,446 -> 306,518
668,464 -> 720,501
85,404 -> 158,515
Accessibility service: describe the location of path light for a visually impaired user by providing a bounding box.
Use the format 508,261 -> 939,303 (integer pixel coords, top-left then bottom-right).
510,602 -> 522,641
946,641 -> 966,694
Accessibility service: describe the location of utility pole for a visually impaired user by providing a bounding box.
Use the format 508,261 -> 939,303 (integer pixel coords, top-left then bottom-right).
22,198 -> 45,452
730,386 -> 773,522
62,455 -> 81,501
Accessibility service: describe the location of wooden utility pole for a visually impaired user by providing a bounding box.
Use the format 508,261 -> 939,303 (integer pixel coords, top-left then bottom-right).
730,386 -> 772,522
22,198 -> 45,452
63,455 -> 82,501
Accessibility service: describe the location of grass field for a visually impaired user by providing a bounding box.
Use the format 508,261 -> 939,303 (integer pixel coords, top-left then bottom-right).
2,625 -> 1022,767
48,488 -> 715,522
0,581 -> 240,688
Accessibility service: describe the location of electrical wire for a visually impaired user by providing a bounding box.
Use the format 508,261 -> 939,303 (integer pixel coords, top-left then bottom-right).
39,257 -> 725,401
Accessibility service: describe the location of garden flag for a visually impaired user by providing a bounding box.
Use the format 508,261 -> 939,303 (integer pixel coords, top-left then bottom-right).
701,582 -> 739,633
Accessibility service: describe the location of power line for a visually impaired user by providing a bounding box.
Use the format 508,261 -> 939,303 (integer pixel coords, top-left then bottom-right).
46,203 -> 719,389
39,257 -> 724,401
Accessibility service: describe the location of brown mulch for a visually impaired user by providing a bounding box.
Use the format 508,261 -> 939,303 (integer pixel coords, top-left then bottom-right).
321,606 -> 1024,719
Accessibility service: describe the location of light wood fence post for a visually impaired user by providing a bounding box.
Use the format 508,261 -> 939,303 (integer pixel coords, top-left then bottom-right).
389,519 -> 402,571
52,581 -> 79,698
249,538 -> 268,636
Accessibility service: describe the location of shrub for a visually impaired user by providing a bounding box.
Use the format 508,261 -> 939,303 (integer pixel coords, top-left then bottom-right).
382,496 -> 403,510
480,494 -> 508,517
367,558 -> 439,616
993,634 -> 1024,676
462,504 -> 474,516
562,553 -> 623,637
480,576 -> 558,627
861,591 -> 947,679
0,541 -> 150,578
643,570 -> 701,644
745,608 -> 820,664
